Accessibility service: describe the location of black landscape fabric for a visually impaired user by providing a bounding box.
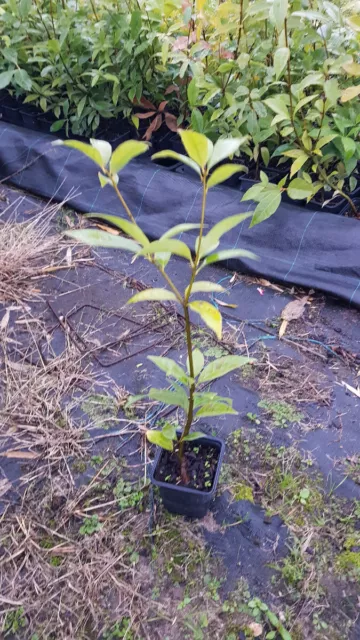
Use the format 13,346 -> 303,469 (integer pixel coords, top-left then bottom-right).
0,122 -> 359,307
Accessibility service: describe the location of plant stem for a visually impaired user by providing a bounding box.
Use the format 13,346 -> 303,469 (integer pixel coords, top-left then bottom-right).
89,0 -> 99,21
284,18 -> 301,148
317,166 -> 358,216
109,176 -> 137,224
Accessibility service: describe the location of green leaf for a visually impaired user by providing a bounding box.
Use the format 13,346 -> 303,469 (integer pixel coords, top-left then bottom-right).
200,248 -> 257,270
148,388 -> 189,411
290,153 -> 308,177
199,355 -> 252,383
0,70 -> 14,90
50,120 -> 65,133
207,164 -> 246,189
294,94 -> 318,115
53,140 -> 104,168
85,213 -> 149,246
208,137 -> 248,170
194,392 -> 229,407
162,422 -> 177,440
271,0 -> 289,31
13,69 -> 32,91
146,430 -> 173,451
187,281 -> 225,295
241,182 -> 266,201
340,85 -> 360,103
178,130 -> 213,169
279,626 -> 292,640
315,134 -> 338,149
266,610 -> 280,627
324,78 -> 340,106
196,402 -> 238,417
274,48 -> 289,80
264,96 -> 290,119
287,178 -> 314,200
127,288 -> 177,303
137,239 -> 192,262
152,150 -> 201,176
90,139 -> 112,167
161,223 -> 201,239
187,348 -> 204,377
130,10 -> 142,39
189,301 -> 222,339
300,487 -> 310,499
250,190 -> 281,227
199,212 -> 253,257
66,229 -> 140,252
182,432 -> 205,441
187,78 -> 198,107
110,140 -> 148,174
147,356 -> 192,386
261,147 -> 270,167
19,0 -> 32,18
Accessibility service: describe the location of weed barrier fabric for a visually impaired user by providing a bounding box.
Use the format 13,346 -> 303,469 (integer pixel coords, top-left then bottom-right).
0,122 -> 359,308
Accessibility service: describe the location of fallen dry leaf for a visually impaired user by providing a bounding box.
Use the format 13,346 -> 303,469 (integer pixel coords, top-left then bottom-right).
258,278 -> 284,293
279,296 -> 309,338
248,622 -> 263,637
341,380 -> 360,399
0,308 -> 10,331
201,512 -> 222,533
0,450 -> 39,460
0,477 -> 12,497
66,246 -> 72,267
95,223 -> 120,236
214,298 -> 237,309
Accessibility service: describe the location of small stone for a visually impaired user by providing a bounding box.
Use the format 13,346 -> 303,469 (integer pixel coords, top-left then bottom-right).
263,515 -> 272,525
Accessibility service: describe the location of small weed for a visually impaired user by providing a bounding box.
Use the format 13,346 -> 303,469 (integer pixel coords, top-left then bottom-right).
113,478 -> 144,510
102,618 -> 133,639
81,393 -> 118,430
72,459 -> 87,474
258,399 -> 304,428
232,482 -> 254,503
4,607 -> 27,636
91,455 -> 103,467
49,555 -> 63,567
79,515 -> 102,536
247,412 -> 260,425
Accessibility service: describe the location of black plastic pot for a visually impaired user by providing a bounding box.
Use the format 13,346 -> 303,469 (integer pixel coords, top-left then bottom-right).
150,433 -> 225,518
20,106 -> 40,131
0,95 -> 23,127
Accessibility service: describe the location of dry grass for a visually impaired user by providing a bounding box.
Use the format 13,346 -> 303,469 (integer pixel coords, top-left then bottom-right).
0,193 -> 79,303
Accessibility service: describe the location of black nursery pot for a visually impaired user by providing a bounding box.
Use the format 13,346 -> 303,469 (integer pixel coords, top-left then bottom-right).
150,434 -> 225,519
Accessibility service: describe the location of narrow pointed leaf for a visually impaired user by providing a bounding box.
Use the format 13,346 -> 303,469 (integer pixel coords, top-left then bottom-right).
66,229 -> 140,252
186,348 -> 204,377
110,140 -> 148,174
200,248 -> 257,270
340,85 -> 360,103
290,154 -> 308,177
287,178 -> 314,199
187,281 -> 225,295
52,139 -> 104,167
250,191 -> 281,227
196,402 -> 238,417
85,213 -> 149,246
199,213 -> 253,258
146,430 -> 173,451
241,183 -> 266,201
162,223 -> 201,239
148,387 -> 189,411
147,356 -> 192,385
194,392 -> 229,407
128,288 -> 177,303
208,137 -> 248,170
178,130 -> 212,168
162,422 -> 177,440
137,239 -> 192,262
189,301 -> 222,339
199,355 -> 253,383
207,164 -> 246,189
152,150 -> 201,175
90,139 -> 112,166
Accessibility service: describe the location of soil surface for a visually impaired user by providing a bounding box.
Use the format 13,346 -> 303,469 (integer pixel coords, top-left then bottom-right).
154,442 -> 220,491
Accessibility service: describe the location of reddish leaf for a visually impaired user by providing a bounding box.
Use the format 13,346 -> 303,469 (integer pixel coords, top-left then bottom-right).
220,45 -> 234,59
165,84 -> 180,95
134,111 -> 157,119
140,96 -> 157,110
144,114 -> 162,140
158,100 -> 168,112
164,112 -> 178,132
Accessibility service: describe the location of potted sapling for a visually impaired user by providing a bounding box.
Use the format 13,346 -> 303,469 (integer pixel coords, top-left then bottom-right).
54,130 -> 257,518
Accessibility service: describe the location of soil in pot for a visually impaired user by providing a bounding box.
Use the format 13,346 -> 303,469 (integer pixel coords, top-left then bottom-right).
154,440 -> 220,491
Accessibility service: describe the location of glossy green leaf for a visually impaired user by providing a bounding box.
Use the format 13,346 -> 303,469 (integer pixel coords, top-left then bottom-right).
85,213 -> 149,246
315,134 -> 338,149
90,139 -> 112,167
13,69 -> 32,91
178,130 -> 213,168
187,348 -> 204,377
290,154 -> 308,177
293,94 -> 318,115
189,301 -> 222,339
130,10 -> 142,39
199,248 -> 257,270
208,137 -> 248,170
241,183 -> 265,202
207,164 -> 246,189
162,223 -> 201,239
186,281 -> 225,295
250,190 -> 281,227
148,387 -> 189,411
53,139 -> 104,168
110,140 -> 148,174
274,47 -> 289,80
127,288 -> 177,303
137,239 -> 192,262
199,213 -> 253,258
187,77 -> 198,106
271,0 -> 288,30
182,432 -> 205,441
287,178 -> 314,200
0,70 -> 14,90
162,422 -> 178,440
264,97 -> 290,120
152,151 -> 201,175
66,229 -> 140,252
148,356 -> 192,386
146,429 -> 173,451
199,355 -> 253,383
196,402 -> 238,417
